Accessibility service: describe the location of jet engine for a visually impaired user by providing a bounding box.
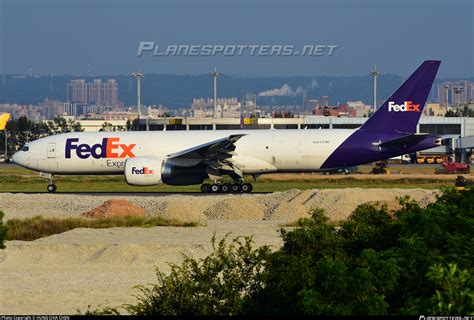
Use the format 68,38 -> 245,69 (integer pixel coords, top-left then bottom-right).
124,156 -> 165,186
124,157 -> 208,186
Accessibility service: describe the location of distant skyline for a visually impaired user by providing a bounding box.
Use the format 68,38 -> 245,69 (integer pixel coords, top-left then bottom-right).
0,0 -> 473,78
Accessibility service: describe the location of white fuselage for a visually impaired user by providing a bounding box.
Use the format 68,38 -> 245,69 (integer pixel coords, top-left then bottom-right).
13,129 -> 355,175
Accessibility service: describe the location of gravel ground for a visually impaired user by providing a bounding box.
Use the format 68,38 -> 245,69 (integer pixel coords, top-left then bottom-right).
0,188 -> 440,314
0,221 -> 283,315
1,188 -> 439,222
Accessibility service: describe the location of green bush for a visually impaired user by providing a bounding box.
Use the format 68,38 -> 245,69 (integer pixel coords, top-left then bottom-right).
247,189 -> 474,315
106,187 -> 474,315
427,263 -> 473,314
125,235 -> 270,315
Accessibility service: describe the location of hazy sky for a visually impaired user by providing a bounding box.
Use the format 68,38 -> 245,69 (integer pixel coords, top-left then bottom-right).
1,0 -> 472,77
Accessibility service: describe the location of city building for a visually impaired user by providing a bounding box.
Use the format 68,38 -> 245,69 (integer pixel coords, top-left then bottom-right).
39,99 -> 77,120
77,119 -> 129,132
147,105 -> 169,119
84,111 -> 137,121
424,103 -> 446,116
313,103 -> 359,117
347,101 -> 372,117
192,98 -> 242,118
437,81 -> 474,107
67,80 -> 88,104
136,116 -> 474,138
67,79 -> 119,107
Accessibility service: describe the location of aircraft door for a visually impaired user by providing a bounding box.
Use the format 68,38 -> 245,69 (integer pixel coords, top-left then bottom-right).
47,143 -> 56,158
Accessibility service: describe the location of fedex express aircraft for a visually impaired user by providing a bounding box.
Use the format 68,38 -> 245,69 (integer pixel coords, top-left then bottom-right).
13,60 -> 441,193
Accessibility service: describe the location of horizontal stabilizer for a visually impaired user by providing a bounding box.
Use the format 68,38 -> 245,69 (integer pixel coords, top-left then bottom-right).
378,134 -> 430,152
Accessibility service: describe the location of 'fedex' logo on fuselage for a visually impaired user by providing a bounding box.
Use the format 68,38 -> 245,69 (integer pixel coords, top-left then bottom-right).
388,101 -> 421,112
131,167 -> 155,175
65,138 -> 136,159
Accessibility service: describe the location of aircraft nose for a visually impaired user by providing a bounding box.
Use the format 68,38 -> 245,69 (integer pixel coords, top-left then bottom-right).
12,151 -> 27,166
11,152 -> 20,164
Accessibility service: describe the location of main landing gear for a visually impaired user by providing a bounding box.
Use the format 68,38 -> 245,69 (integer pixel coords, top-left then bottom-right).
200,182 -> 253,193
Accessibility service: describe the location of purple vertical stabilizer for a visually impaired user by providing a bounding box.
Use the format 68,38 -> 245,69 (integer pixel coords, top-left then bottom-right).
360,60 -> 440,133
321,60 -> 441,169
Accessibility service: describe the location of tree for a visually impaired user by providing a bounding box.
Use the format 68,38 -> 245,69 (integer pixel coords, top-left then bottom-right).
126,118 -> 138,131
445,105 -> 474,117
125,235 -> 270,315
1,116 -> 84,152
46,117 -> 83,134
3,116 -> 49,151
126,119 -> 133,131
427,263 -> 473,314
247,190 -> 474,315
100,122 -> 126,132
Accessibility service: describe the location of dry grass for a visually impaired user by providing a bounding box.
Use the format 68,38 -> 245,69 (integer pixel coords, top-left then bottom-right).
5,215 -> 201,241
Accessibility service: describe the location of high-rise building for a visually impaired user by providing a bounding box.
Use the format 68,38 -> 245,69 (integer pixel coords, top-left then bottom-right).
67,79 -> 118,107
102,79 -> 118,107
67,80 -> 88,104
88,79 -> 102,105
437,83 -> 450,107
438,81 -> 474,107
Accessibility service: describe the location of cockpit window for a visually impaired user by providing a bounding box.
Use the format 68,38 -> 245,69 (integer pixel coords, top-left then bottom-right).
21,146 -> 29,152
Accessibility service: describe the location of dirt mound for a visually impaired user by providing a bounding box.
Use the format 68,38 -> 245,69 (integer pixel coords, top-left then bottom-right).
203,197 -> 266,220
82,199 -> 146,218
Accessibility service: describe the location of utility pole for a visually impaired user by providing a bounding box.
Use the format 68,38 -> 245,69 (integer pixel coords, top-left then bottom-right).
209,68 -> 220,118
132,71 -> 144,131
370,66 -> 378,115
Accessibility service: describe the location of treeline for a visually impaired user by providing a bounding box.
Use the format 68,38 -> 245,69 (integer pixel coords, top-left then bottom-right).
445,105 -> 474,117
84,187 -> 473,316
1,116 -> 83,153
0,116 -> 141,156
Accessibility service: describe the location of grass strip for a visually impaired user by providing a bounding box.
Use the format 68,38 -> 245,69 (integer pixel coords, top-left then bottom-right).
5,215 -> 200,241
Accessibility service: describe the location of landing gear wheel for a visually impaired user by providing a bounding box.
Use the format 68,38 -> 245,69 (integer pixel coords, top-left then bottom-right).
211,184 -> 222,193
200,183 -> 212,193
47,184 -> 57,193
221,183 -> 232,193
231,183 -> 242,193
241,183 -> 253,193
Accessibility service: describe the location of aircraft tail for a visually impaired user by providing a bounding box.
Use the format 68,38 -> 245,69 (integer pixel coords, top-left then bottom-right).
0,113 -> 10,130
360,60 -> 440,134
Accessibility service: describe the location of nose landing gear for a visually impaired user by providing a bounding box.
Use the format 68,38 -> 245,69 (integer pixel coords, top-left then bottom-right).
47,184 -> 57,193
40,172 -> 57,193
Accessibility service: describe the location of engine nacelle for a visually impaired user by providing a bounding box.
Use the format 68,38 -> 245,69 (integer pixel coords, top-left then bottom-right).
124,157 -> 165,186
124,157 -> 208,186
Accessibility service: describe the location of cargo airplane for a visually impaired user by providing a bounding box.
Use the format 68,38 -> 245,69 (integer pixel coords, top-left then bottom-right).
13,60 -> 441,193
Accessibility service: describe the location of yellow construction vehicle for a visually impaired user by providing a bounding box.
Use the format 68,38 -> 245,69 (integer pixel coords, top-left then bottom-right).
0,113 -> 10,130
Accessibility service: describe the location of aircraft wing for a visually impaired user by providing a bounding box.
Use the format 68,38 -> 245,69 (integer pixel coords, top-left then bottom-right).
168,134 -> 245,160
378,133 -> 431,152
167,134 -> 246,179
